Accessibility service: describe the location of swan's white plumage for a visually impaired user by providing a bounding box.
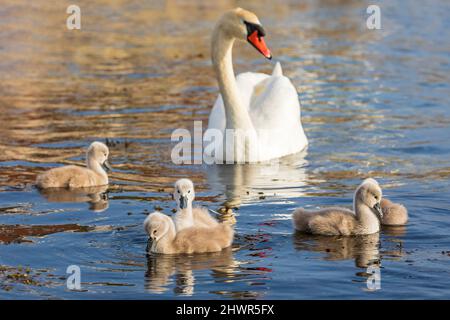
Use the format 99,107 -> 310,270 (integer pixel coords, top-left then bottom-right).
206,62 -> 308,162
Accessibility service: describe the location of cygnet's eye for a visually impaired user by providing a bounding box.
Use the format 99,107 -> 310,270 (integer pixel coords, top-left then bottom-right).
177,190 -> 180,193
374,194 -> 379,200
188,190 -> 191,193
153,229 -> 157,234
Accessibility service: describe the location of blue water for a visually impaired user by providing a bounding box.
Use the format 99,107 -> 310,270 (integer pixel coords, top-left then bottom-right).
0,0 -> 449,299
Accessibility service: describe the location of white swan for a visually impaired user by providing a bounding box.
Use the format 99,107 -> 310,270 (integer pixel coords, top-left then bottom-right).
205,8 -> 308,163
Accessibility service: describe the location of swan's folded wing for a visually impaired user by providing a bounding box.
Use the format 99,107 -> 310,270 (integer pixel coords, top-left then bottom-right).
207,72 -> 270,131
248,72 -> 308,158
249,74 -> 300,127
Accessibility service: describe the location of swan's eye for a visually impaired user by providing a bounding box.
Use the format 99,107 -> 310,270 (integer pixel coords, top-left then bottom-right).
177,190 -> 180,193
244,21 -> 266,37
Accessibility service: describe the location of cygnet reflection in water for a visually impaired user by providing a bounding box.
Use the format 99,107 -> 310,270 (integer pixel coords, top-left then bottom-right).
37,185 -> 109,212
144,247 -> 238,296
292,233 -> 381,268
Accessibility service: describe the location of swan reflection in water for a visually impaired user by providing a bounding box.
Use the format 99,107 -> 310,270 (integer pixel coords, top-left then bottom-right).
205,151 -> 309,210
381,225 -> 408,262
382,225 -> 407,238
37,185 -> 109,212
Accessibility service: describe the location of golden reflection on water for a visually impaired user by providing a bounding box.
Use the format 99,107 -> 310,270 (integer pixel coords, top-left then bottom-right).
0,0 -> 376,190
1,0 -> 447,195
0,223 -> 92,244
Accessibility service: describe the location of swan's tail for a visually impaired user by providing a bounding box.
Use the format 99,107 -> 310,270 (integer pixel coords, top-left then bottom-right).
272,62 -> 283,76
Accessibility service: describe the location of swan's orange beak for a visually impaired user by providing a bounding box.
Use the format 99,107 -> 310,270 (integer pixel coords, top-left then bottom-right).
247,31 -> 272,60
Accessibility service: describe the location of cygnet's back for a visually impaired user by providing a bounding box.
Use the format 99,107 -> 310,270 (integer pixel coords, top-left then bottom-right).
293,207 -> 356,236
381,198 -> 408,225
37,165 -> 96,188
174,223 -> 234,254
36,141 -> 111,189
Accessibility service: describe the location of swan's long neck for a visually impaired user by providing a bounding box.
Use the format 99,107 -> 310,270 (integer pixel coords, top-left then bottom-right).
178,204 -> 193,218
87,157 -> 108,182
211,28 -> 254,131
175,202 -> 194,230
354,191 -> 380,234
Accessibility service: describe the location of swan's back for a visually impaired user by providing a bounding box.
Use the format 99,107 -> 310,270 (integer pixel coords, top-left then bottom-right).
293,207 -> 356,236
173,224 -> 234,254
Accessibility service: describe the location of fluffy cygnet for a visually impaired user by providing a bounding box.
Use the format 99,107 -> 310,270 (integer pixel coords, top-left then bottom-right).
144,212 -> 234,254
36,141 -> 112,189
292,178 -> 383,236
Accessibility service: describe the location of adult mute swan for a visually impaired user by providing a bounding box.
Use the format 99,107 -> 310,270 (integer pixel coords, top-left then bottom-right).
205,8 -> 308,163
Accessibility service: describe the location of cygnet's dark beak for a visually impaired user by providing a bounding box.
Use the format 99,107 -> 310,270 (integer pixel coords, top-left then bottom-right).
179,195 -> 188,210
102,160 -> 112,172
373,202 -> 383,221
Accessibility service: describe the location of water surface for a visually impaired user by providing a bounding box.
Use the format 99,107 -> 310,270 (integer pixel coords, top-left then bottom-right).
0,0 -> 449,299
